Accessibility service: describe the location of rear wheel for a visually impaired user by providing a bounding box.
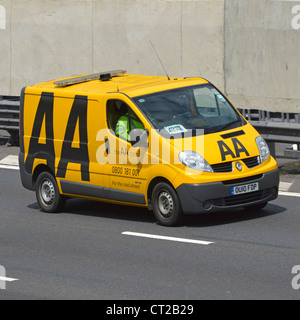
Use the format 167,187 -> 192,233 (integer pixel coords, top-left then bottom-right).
151,182 -> 184,227
36,172 -> 65,213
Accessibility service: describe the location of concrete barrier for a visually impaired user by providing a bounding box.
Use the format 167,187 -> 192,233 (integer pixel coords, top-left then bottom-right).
0,0 -> 225,94
0,0 -> 299,113
225,0 -> 300,113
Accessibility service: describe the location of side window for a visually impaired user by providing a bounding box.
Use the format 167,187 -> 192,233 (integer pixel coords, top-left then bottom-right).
106,99 -> 144,141
107,99 -> 128,132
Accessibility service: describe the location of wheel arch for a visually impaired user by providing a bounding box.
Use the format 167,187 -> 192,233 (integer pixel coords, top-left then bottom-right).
32,164 -> 55,189
147,176 -> 174,207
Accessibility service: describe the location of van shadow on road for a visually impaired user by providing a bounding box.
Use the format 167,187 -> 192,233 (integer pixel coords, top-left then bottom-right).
184,203 -> 286,228
28,199 -> 286,228
28,198 -> 155,224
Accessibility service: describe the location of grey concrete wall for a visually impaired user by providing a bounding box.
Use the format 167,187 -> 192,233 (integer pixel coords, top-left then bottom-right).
225,0 -> 300,113
0,0 -> 225,95
0,0 -> 299,113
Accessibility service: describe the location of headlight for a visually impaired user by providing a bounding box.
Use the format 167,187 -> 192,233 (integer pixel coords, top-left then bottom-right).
255,136 -> 270,163
179,151 -> 213,172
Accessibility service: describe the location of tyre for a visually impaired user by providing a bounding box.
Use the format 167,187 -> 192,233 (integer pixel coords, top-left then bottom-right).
35,172 -> 65,213
244,202 -> 268,211
151,182 -> 184,227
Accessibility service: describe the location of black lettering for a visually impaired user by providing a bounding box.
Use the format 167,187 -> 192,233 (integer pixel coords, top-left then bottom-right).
25,92 -> 55,174
232,138 -> 249,158
217,140 -> 236,162
57,96 -> 90,181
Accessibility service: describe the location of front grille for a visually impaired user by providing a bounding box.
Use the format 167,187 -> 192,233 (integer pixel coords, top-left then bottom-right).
211,156 -> 261,173
211,162 -> 233,173
242,156 -> 260,169
222,174 -> 263,185
212,188 -> 273,207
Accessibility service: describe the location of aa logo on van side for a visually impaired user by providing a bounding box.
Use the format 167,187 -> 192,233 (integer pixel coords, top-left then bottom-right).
25,92 -> 250,182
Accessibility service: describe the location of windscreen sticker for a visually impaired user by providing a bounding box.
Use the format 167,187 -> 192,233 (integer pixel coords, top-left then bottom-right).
164,124 -> 188,134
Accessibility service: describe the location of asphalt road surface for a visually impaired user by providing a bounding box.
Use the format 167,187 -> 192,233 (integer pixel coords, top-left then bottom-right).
0,149 -> 300,301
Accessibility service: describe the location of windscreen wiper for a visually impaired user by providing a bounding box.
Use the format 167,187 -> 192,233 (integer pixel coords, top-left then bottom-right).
210,119 -> 242,134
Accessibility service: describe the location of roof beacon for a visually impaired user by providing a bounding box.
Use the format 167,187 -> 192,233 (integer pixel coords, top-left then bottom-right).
54,70 -> 126,87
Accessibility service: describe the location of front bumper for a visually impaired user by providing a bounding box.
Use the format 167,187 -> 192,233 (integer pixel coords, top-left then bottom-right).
176,169 -> 279,214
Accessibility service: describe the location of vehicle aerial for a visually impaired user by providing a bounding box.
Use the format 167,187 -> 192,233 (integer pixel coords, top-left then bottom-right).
19,70 -> 279,226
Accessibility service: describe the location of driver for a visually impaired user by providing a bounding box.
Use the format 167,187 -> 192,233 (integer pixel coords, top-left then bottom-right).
115,104 -> 144,141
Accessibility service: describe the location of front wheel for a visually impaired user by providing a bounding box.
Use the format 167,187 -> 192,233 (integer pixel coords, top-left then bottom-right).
151,182 -> 184,227
36,172 -> 65,213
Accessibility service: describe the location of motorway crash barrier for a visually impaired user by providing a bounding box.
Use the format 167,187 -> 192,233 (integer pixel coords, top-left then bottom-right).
0,95 -> 300,158
0,95 -> 20,146
238,108 -> 300,160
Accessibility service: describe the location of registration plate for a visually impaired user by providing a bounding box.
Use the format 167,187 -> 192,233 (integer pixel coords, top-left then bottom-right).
231,182 -> 259,196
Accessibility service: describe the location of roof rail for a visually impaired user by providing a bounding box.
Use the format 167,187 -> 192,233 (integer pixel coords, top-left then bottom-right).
54,70 -> 126,87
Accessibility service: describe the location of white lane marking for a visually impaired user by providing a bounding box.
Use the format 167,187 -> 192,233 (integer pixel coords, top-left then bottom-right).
0,155 -> 19,165
0,276 -> 19,282
279,191 -> 300,198
279,182 -> 293,192
122,231 -> 214,245
0,155 -> 19,170
0,164 -> 19,170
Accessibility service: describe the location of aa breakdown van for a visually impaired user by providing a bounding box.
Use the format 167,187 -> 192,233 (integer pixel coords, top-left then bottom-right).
19,70 -> 279,226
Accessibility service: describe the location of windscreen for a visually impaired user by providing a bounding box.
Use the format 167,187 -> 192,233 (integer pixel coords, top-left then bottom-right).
133,84 -> 245,137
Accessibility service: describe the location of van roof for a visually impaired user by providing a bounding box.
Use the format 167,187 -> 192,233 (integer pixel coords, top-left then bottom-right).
31,73 -> 209,98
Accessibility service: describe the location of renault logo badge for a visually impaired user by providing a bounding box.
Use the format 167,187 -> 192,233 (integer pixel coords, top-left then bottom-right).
236,162 -> 243,171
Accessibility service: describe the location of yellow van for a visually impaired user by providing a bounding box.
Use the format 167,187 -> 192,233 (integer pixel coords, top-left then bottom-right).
19,71 -> 279,226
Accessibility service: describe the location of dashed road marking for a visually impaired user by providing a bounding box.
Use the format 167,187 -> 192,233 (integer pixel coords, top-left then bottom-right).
0,276 -> 19,282
122,231 -> 214,245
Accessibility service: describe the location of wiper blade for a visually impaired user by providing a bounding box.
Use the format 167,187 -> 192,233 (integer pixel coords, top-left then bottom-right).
210,119 -> 242,134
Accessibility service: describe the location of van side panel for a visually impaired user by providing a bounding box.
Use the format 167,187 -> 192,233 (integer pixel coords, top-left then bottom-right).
20,89 -> 147,205
25,92 -> 56,176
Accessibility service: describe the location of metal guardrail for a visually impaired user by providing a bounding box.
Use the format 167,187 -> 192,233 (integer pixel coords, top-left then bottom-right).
238,108 -> 300,124
0,96 -> 299,159
238,108 -> 300,159
0,95 -> 20,146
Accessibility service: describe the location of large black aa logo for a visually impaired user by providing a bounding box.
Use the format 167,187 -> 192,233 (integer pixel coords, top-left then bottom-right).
25,92 -> 55,175
25,93 -> 90,182
217,138 -> 250,162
